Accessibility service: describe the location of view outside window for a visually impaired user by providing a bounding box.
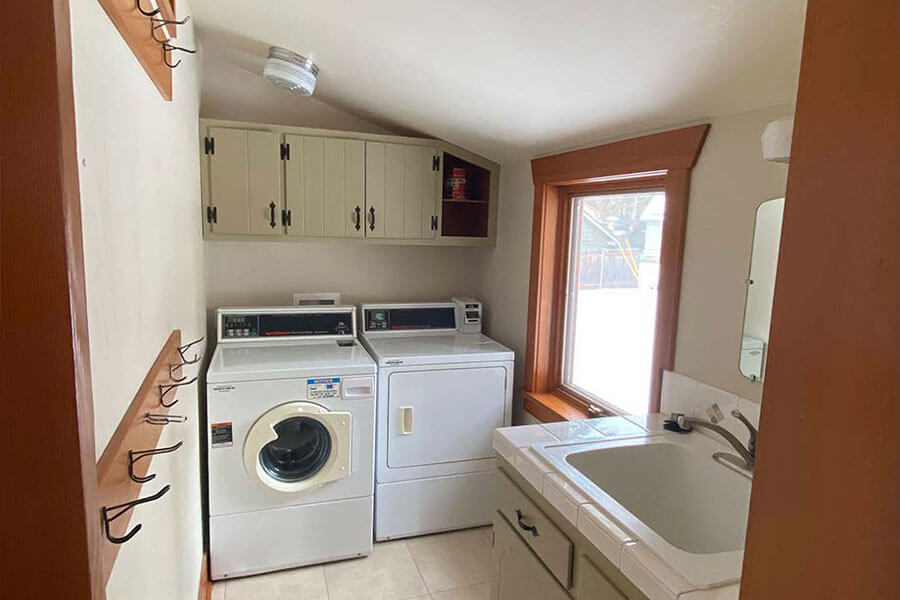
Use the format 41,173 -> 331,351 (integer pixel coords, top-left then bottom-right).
563,191 -> 666,415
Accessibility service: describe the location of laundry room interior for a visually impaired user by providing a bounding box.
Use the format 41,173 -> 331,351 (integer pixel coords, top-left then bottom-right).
4,2 -> 899,600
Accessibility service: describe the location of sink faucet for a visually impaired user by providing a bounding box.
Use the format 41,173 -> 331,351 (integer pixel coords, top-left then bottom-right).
668,410 -> 757,472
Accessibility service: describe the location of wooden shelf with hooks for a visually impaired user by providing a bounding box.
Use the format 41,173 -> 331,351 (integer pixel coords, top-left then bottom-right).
95,0 -> 180,100
96,329 -> 191,583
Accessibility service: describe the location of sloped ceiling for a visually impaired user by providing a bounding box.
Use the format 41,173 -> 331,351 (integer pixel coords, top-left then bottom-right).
191,0 -> 806,161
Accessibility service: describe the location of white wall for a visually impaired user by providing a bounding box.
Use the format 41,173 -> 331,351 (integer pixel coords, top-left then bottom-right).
481,106 -> 792,419
70,1 -> 205,598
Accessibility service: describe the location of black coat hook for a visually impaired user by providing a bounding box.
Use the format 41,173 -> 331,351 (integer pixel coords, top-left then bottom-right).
162,41 -> 197,69
150,14 -> 191,43
102,485 -> 170,544
144,412 -> 187,425
136,0 -> 160,17
177,336 -> 204,363
159,376 -> 197,407
128,441 -> 183,483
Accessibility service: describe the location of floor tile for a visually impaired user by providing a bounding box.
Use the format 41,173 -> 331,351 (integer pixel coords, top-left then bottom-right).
431,582 -> 491,600
407,527 -> 493,593
324,540 -> 428,600
224,564 -> 327,600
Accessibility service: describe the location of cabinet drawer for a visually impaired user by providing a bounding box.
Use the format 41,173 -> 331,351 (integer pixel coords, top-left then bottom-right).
496,470 -> 573,588
577,555 -> 627,600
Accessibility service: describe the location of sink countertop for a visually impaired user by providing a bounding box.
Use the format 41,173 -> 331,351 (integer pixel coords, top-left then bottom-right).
492,414 -> 743,600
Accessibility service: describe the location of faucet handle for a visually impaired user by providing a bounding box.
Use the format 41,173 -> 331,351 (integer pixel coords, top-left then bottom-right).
731,409 -> 758,454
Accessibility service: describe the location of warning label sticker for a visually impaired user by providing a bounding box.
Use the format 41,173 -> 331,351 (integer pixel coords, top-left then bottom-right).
211,422 -> 233,448
307,377 -> 340,399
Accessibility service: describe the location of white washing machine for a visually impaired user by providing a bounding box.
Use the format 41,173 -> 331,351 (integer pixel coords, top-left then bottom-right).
359,299 -> 514,540
206,306 -> 376,580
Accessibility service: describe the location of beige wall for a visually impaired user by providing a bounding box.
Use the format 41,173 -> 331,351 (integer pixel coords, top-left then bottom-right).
206,240 -> 488,313
481,106 -> 792,419
71,1 -> 205,598
675,105 -> 791,402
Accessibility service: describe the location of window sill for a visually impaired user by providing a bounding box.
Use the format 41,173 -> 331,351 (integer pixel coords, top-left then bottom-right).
522,389 -> 590,423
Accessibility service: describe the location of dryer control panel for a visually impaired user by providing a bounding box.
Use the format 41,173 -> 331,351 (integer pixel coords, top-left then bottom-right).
217,306 -> 357,342
362,299 -> 484,334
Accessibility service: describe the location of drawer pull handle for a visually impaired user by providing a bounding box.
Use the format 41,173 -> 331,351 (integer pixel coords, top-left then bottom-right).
515,509 -> 539,538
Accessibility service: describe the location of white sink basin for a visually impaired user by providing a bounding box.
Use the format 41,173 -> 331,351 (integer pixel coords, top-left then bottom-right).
538,433 -> 751,588
566,441 -> 750,554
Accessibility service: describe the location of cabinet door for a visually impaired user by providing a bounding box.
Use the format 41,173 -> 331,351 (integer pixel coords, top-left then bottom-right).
206,127 -> 250,235
286,136 -> 365,238
247,130 -> 284,236
206,128 -> 283,236
492,514 -> 569,600
577,555 -> 626,600
364,142 -> 438,239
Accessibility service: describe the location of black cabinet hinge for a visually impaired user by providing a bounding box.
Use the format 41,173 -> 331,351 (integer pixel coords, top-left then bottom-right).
432,155 -> 440,171
281,208 -> 292,227
280,142 -> 291,160
431,215 -> 438,231
206,205 -> 217,224
204,137 -> 215,155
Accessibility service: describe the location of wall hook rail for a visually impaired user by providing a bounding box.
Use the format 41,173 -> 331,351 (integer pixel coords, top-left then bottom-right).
128,441 -> 183,483
102,485 -> 170,544
159,377 -> 197,407
144,412 -> 187,425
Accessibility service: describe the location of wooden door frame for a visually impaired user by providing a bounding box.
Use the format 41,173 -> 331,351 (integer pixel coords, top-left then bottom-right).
523,125 -> 709,421
1,1 -> 103,598
740,1 -> 900,597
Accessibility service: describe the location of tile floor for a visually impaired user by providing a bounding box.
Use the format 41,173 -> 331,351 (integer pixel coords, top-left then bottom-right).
212,527 -> 493,600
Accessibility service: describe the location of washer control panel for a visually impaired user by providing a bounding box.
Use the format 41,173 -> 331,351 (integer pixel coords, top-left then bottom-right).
217,307 -> 356,342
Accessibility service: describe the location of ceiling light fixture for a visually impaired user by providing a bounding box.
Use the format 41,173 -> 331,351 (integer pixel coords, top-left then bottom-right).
263,47 -> 319,96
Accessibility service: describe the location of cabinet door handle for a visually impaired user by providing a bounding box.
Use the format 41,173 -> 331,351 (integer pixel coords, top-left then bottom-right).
369,206 -> 376,232
355,206 -> 361,231
269,202 -> 276,229
515,509 -> 539,537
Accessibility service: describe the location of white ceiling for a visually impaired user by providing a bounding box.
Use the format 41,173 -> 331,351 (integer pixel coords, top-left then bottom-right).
190,0 -> 806,162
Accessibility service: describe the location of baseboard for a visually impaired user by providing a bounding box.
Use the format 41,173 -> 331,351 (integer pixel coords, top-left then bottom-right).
197,553 -> 212,600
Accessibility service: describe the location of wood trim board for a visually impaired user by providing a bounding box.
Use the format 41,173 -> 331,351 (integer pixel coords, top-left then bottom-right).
524,126 -> 709,420
739,1 -> 900,598
96,329 -> 185,584
1,0 -> 103,597
94,0 -> 179,100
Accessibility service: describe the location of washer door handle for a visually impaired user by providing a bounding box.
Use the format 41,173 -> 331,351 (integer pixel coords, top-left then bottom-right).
399,406 -> 414,435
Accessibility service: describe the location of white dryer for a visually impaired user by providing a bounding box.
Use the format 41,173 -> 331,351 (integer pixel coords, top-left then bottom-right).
359,300 -> 514,540
206,306 -> 376,580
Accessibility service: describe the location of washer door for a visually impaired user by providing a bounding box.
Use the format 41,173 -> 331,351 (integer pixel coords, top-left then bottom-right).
244,402 -> 352,493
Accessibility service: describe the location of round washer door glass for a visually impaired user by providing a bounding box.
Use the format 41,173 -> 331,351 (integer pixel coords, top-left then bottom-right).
259,416 -> 332,482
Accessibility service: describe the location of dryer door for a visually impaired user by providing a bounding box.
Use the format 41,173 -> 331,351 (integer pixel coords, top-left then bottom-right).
244,402 -> 352,493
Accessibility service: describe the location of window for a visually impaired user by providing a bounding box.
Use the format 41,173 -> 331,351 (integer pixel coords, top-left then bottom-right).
522,124 -> 709,423
562,191 -> 666,414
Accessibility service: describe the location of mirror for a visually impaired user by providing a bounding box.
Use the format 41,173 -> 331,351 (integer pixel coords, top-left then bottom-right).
739,197 -> 785,382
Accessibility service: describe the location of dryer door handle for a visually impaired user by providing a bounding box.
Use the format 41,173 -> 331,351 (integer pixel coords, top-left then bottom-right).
399,407 -> 414,436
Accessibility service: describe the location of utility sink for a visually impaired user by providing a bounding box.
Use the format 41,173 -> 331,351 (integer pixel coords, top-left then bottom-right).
537,434 -> 752,588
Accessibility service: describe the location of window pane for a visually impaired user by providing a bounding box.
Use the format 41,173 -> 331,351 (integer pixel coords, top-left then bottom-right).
564,191 -> 666,414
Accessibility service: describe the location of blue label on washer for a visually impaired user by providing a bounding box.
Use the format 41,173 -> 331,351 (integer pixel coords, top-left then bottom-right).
307,377 -> 340,399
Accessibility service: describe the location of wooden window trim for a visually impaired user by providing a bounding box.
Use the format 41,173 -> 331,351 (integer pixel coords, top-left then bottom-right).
524,125 -> 710,422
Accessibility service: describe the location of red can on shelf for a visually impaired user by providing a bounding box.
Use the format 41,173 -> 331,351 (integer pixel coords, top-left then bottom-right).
450,167 -> 467,200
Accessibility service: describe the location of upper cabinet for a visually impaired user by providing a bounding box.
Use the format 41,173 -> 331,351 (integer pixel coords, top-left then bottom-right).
200,119 -> 499,246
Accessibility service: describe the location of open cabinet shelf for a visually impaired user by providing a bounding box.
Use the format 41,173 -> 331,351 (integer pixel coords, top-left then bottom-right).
441,152 -> 491,237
